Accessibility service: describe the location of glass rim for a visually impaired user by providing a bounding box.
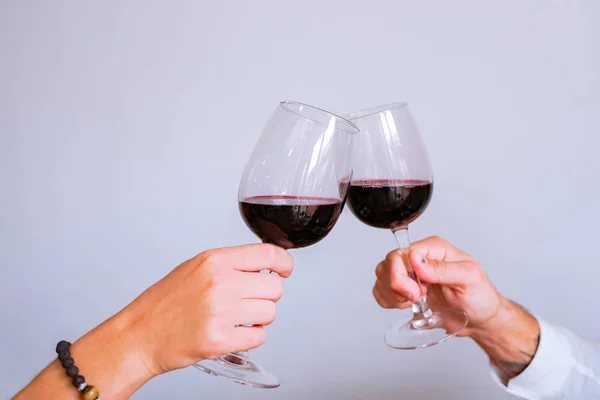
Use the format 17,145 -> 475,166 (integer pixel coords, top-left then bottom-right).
279,100 -> 359,134
346,101 -> 408,120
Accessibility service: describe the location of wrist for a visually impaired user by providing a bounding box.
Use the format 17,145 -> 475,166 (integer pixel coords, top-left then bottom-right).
13,308 -> 155,400
466,296 -> 540,382
71,309 -> 155,398
467,296 -> 516,340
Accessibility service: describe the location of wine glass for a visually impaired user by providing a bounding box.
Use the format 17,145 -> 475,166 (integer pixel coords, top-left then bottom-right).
345,101 -> 468,349
194,101 -> 358,388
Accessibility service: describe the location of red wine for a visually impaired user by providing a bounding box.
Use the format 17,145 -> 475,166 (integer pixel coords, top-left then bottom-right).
239,196 -> 345,250
347,180 -> 433,230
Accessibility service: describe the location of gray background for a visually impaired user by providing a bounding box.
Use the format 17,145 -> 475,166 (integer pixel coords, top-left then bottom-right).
1,1 -> 599,399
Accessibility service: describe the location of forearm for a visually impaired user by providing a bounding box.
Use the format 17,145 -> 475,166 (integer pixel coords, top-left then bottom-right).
468,298 -> 540,383
13,311 -> 153,400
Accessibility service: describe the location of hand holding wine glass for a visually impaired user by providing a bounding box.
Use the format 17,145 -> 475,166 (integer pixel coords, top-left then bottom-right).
126,244 -> 294,374
12,244 -> 293,400
373,236 -> 503,335
346,102 -> 468,349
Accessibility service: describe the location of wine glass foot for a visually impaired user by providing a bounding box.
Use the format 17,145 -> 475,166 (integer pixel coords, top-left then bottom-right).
385,309 -> 468,350
193,352 -> 280,389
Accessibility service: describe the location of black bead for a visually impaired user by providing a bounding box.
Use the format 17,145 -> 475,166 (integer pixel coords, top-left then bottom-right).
58,350 -> 70,361
66,365 -> 79,378
56,341 -> 71,354
72,375 -> 85,387
61,357 -> 75,368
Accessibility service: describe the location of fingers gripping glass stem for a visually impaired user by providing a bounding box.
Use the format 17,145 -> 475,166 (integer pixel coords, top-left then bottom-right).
392,228 -> 431,317
386,227 -> 468,349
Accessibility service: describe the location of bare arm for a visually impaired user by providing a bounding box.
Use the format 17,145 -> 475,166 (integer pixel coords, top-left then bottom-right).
374,236 -> 600,399
13,244 -> 294,399
13,311 -> 152,400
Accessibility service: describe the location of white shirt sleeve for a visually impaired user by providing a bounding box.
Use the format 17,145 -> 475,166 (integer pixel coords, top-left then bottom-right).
490,316 -> 600,399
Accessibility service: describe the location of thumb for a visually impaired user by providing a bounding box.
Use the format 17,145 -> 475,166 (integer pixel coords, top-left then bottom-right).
410,250 -> 476,286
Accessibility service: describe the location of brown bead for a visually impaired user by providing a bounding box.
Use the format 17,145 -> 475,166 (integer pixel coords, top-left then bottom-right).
81,385 -> 100,400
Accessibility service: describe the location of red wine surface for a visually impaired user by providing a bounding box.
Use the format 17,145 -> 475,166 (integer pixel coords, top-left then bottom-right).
347,179 -> 433,230
239,195 -> 344,249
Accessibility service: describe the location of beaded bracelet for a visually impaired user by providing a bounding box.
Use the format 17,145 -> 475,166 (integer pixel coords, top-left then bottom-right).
55,341 -> 101,400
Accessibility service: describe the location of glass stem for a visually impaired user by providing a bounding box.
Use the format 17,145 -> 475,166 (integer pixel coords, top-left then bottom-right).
392,227 -> 432,318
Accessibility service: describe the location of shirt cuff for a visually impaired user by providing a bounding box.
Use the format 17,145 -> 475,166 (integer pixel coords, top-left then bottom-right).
490,316 -> 576,399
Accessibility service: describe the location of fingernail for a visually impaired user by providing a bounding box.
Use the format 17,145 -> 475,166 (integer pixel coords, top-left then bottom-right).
414,250 -> 427,265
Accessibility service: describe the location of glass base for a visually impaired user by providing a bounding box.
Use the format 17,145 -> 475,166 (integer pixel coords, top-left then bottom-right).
385,309 -> 468,350
193,352 -> 279,389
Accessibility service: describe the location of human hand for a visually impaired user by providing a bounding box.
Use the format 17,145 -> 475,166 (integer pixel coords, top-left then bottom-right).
372,236 -> 504,335
121,243 -> 294,376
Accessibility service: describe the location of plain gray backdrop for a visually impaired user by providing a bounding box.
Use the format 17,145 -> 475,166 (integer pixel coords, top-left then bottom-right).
1,1 -> 599,399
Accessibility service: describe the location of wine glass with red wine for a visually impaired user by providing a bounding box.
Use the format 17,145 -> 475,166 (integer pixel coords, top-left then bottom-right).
194,101 -> 358,388
346,102 -> 468,350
